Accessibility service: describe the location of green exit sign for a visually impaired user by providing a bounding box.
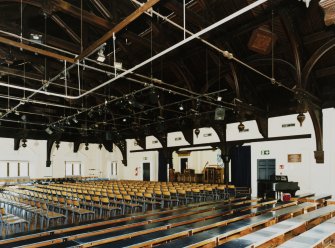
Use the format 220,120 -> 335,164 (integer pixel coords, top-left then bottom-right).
261,150 -> 270,155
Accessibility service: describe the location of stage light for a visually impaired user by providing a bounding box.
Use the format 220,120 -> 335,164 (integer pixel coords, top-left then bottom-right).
30,33 -> 43,44
72,116 -> 78,124
96,46 -> 106,62
45,127 -> 53,135
88,109 -> 94,118
179,104 -> 184,111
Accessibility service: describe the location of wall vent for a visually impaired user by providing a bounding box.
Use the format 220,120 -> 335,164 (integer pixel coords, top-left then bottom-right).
152,140 -> 158,144
175,137 -> 182,141
240,129 -> 249,132
282,123 -> 295,128
203,133 -> 212,137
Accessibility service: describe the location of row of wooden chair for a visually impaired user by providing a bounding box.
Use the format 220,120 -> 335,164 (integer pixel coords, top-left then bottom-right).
0,207 -> 30,238
36,183 -> 231,203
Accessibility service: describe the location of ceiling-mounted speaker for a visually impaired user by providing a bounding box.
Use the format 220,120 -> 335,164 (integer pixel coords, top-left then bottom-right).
215,107 -> 225,121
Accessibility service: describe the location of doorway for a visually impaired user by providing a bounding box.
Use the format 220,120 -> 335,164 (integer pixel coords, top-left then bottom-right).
257,159 -> 276,197
257,159 -> 275,180
230,146 -> 251,187
180,158 -> 188,173
143,162 -> 150,181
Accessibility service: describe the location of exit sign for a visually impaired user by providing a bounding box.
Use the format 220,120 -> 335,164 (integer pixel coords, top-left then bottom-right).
261,150 -> 270,155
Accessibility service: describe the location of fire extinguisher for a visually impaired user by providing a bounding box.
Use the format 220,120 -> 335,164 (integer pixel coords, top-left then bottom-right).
135,167 -> 138,176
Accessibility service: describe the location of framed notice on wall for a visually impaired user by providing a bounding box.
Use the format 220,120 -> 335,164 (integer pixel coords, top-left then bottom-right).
288,154 -> 302,163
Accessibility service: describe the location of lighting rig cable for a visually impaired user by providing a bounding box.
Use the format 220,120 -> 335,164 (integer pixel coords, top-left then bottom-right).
0,0 -> 267,126
0,0 -> 269,101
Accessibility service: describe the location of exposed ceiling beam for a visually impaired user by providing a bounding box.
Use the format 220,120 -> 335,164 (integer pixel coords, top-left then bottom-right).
164,0 -> 209,29
0,65 -> 42,81
0,23 -> 79,53
76,0 -> 160,62
0,36 -> 75,63
124,30 -> 163,53
0,0 -> 114,30
51,0 -> 112,29
90,0 -> 113,20
50,14 -> 81,44
315,65 -> 335,78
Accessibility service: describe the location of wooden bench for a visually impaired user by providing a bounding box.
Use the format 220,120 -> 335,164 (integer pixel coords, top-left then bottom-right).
278,216 -> 335,248
291,193 -> 315,201
301,194 -> 332,207
220,205 -> 335,248
0,196 -> 251,246
9,200 -> 277,247
70,201 -> 287,247
152,203 -> 314,248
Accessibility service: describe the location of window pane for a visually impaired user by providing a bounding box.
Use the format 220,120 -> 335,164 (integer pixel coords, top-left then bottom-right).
9,162 -> 18,177
73,163 -> 81,176
111,162 -> 117,176
20,162 -> 29,177
0,162 -> 7,177
65,162 -> 72,176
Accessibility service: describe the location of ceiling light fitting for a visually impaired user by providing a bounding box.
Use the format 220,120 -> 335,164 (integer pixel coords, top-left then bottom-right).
55,141 -> 60,150
238,122 -> 245,132
194,128 -> 200,137
96,44 -> 106,62
297,113 -> 305,127
22,138 -> 27,148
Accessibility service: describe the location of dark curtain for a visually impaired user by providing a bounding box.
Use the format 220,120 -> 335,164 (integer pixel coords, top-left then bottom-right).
158,150 -> 168,182
230,145 -> 251,187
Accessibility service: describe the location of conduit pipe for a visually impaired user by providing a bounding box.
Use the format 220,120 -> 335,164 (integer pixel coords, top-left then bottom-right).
0,0 -> 268,101
0,93 -> 81,110
132,0 -> 292,92
0,29 -> 224,99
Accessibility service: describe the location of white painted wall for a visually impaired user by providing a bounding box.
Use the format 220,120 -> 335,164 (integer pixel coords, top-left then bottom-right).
126,139 -> 159,181
0,138 -> 48,178
1,108 -> 335,200
236,110 -> 335,199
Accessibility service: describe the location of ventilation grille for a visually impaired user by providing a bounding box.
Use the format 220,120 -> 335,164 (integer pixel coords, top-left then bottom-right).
203,133 -> 212,137
282,123 -> 295,128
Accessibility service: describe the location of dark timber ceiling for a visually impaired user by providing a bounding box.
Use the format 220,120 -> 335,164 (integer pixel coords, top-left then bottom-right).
0,0 -> 332,148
